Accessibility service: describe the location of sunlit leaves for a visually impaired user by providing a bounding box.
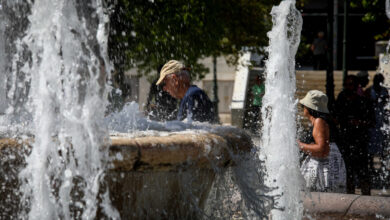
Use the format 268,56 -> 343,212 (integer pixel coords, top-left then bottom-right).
107,0 -> 276,80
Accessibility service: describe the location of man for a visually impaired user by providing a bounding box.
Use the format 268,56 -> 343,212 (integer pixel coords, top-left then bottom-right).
156,60 -> 216,123
311,31 -> 327,70
145,65 -> 178,121
356,70 -> 369,96
365,74 -> 389,183
249,74 -> 265,131
335,75 -> 374,195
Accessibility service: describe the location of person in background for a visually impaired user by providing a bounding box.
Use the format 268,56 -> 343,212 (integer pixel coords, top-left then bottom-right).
356,70 -> 369,96
156,60 -> 216,123
249,74 -> 265,132
365,73 -> 389,181
145,65 -> 178,121
298,90 -> 346,192
311,31 -> 328,70
335,75 -> 374,195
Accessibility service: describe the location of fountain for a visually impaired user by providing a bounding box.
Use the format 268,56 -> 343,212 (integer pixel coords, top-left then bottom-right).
377,0 -> 390,194
260,0 -> 303,219
1,0 -> 389,219
380,0 -> 390,85
0,0 -> 271,219
2,1 -> 119,219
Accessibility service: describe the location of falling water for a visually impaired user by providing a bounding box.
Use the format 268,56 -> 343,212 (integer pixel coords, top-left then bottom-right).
383,0 -> 390,66
1,0 -> 117,219
380,0 -> 390,190
260,0 -> 303,219
0,0 -> 304,219
387,0 -> 390,19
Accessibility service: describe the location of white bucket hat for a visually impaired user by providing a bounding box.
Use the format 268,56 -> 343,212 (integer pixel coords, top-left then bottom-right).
156,60 -> 185,85
299,90 -> 329,114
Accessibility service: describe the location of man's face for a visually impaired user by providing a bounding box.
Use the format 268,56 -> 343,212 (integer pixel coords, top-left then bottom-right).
344,78 -> 356,93
162,74 -> 179,98
359,76 -> 369,88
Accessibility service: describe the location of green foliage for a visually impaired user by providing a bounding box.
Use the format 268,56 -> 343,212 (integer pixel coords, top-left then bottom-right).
107,0 -> 276,80
374,20 -> 390,41
295,34 -> 311,67
350,0 -> 382,22
350,0 -> 389,42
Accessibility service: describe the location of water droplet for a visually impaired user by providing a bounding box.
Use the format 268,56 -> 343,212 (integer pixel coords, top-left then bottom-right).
64,169 -> 72,178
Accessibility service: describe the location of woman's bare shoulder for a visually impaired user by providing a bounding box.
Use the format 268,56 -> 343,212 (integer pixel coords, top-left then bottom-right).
313,118 -> 329,129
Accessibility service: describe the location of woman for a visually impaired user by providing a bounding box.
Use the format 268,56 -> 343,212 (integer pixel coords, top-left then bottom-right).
298,90 -> 346,192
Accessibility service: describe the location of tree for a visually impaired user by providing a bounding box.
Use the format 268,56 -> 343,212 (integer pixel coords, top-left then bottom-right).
350,0 -> 384,23
349,0 -> 390,41
107,0 -> 276,80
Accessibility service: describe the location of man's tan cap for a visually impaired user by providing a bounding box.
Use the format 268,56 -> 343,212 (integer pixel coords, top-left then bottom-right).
299,90 -> 329,114
156,60 -> 185,85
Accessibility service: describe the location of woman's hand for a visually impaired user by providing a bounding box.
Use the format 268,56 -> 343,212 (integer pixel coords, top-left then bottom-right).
297,140 -> 304,150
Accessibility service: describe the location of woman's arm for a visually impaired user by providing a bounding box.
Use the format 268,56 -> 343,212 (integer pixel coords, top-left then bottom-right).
298,118 -> 330,158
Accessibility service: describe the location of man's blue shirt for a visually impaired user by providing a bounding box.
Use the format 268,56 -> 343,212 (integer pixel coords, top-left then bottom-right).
177,85 -> 215,123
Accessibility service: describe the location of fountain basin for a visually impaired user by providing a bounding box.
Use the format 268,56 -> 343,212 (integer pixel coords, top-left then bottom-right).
2,129 -> 388,219
303,192 -> 390,219
109,130 -> 251,171
0,127 -> 253,219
